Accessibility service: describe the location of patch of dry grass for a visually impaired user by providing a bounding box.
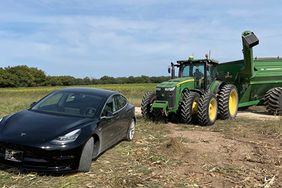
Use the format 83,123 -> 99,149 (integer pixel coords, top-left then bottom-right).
0,86 -> 282,187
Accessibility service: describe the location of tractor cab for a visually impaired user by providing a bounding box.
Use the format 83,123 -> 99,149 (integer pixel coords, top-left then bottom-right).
169,57 -> 218,90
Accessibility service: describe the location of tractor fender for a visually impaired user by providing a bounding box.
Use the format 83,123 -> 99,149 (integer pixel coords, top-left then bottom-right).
180,88 -> 203,95
189,89 -> 205,95
208,80 -> 226,95
181,88 -> 190,94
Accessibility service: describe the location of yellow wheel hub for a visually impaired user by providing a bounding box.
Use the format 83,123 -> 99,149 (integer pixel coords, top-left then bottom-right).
229,89 -> 238,117
208,98 -> 217,121
192,99 -> 198,114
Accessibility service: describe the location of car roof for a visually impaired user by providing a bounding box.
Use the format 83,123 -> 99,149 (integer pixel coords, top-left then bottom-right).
57,87 -> 119,98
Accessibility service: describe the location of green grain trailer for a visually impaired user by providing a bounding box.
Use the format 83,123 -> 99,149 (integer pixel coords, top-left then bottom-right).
141,31 -> 282,125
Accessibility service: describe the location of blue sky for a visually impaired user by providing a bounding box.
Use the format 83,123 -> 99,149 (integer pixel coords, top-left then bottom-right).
0,0 -> 282,78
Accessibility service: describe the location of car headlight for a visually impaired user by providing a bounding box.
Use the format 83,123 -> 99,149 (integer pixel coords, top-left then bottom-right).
165,87 -> 175,91
156,87 -> 161,91
0,117 -> 2,123
51,129 -> 81,145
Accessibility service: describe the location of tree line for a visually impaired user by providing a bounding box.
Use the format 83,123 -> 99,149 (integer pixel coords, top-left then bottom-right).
0,65 -> 170,87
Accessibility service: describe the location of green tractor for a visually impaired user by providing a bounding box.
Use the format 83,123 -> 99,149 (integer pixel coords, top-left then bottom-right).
141,31 -> 282,125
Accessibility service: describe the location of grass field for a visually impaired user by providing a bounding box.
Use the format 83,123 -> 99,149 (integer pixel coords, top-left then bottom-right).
0,84 -> 282,187
0,83 -> 156,117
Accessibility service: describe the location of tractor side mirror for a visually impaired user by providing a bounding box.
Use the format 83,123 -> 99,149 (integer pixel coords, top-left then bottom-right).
170,62 -> 175,79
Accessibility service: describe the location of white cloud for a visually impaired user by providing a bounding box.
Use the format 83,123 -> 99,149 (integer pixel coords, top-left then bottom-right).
0,0 -> 281,77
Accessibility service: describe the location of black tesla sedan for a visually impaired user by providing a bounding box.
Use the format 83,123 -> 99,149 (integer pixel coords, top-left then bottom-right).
0,88 -> 136,172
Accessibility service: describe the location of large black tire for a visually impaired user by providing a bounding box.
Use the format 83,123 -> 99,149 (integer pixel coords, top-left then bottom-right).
78,137 -> 94,172
197,93 -> 218,126
141,92 -> 156,119
125,119 -> 136,141
178,91 -> 200,124
264,87 -> 282,115
218,84 -> 238,120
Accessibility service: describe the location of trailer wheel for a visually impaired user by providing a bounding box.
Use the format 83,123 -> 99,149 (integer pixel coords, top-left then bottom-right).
218,84 -> 238,119
141,92 -> 156,119
197,93 -> 218,126
178,92 -> 200,124
264,87 -> 282,115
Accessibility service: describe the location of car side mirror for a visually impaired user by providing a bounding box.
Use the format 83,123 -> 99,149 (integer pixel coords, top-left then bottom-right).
168,66 -> 171,74
30,102 -> 37,108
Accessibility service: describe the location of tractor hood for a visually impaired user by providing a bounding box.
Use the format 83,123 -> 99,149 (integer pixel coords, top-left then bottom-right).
157,77 -> 194,88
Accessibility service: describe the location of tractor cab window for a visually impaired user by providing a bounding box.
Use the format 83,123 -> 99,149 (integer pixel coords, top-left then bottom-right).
192,64 -> 205,88
181,63 -> 205,79
182,65 -> 190,77
192,65 -> 204,79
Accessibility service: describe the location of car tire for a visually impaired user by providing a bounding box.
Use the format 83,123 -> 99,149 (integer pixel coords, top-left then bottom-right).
78,137 -> 94,172
125,119 -> 136,141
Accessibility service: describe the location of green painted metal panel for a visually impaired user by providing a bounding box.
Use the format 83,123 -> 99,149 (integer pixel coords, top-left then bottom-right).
151,101 -> 168,109
156,77 -> 194,88
238,100 -> 260,108
208,80 -> 223,94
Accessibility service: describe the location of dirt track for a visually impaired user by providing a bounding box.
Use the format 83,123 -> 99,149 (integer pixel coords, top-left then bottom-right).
135,107 -> 281,120
133,107 -> 282,186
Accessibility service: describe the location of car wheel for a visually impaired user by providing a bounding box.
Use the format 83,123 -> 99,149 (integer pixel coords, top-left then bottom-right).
126,119 -> 136,141
78,137 -> 94,172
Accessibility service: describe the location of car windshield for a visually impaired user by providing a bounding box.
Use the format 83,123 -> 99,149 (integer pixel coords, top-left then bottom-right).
31,91 -> 105,118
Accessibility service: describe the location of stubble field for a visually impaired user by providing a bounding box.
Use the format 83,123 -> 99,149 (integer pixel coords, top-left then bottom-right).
0,84 -> 282,187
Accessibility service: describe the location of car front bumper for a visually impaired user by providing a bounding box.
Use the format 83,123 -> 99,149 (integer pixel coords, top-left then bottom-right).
0,142 -> 83,172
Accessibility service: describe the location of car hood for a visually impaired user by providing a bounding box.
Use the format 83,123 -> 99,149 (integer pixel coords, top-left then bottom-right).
0,110 -> 93,147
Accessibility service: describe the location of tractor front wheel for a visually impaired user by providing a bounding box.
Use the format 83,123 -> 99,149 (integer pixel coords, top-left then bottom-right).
197,93 -> 218,126
178,92 -> 200,124
218,84 -> 238,119
141,92 -> 156,119
264,87 -> 282,115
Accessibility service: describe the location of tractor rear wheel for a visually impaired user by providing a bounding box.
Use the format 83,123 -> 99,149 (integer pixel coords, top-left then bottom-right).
141,92 -> 156,119
264,87 -> 282,115
197,93 -> 218,126
178,91 -> 200,124
218,84 -> 238,119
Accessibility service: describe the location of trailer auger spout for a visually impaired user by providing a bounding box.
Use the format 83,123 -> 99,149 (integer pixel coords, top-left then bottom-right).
241,31 -> 259,78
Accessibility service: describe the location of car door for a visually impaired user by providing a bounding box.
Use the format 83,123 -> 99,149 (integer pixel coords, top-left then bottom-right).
113,95 -> 129,136
98,97 -> 120,150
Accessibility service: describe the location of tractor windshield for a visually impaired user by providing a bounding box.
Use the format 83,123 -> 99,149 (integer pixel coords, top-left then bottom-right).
180,63 -> 205,78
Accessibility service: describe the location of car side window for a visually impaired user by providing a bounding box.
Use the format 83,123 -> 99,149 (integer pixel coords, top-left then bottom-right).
114,95 -> 127,111
65,93 -> 76,103
102,97 -> 114,116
